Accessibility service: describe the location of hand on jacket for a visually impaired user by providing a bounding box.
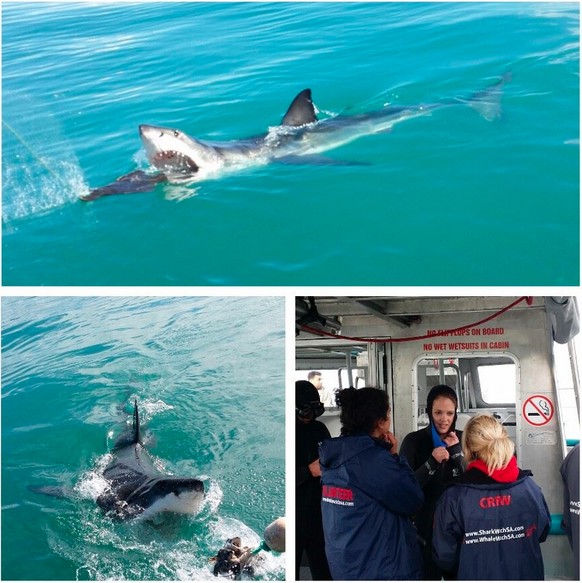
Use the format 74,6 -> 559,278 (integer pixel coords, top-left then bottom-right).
443,432 -> 459,447
432,447 -> 450,463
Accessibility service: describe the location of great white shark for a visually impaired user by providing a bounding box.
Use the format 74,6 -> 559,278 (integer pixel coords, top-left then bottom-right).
81,75 -> 510,201
30,401 -> 205,521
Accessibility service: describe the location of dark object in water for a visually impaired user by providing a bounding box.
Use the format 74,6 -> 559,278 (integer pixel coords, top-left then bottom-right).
81,170 -> 167,201
210,537 -> 257,579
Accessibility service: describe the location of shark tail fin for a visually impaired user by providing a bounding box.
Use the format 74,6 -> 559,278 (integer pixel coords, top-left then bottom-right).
467,72 -> 512,122
133,399 -> 141,444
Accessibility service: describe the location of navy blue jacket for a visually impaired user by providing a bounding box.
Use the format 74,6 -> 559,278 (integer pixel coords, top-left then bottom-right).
433,467 -> 550,580
319,434 -> 424,580
560,444 -> 580,578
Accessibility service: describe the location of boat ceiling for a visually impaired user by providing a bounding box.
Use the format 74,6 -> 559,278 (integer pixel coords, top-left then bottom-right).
296,296 -> 543,340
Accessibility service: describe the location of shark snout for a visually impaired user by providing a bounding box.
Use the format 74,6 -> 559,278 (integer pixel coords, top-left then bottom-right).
137,125 -> 200,173
139,124 -> 169,143
139,124 -> 159,141
139,124 -> 177,139
138,124 -> 157,151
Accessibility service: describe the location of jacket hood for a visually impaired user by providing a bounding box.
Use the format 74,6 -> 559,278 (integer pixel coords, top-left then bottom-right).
320,434 -> 387,469
467,456 -> 519,483
452,466 -> 533,490
427,384 -> 458,435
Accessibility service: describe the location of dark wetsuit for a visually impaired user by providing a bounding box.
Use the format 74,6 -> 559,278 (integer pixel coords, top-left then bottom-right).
296,418 -> 332,580
400,426 -> 464,580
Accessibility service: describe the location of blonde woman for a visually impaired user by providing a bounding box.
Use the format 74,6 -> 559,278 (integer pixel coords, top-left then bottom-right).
433,414 -> 550,580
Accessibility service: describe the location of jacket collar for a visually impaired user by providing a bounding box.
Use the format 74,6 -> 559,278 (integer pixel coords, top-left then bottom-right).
466,456 -> 520,483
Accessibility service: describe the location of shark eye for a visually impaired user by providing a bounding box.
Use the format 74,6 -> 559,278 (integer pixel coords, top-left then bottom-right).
174,131 -> 180,137
159,131 -> 164,137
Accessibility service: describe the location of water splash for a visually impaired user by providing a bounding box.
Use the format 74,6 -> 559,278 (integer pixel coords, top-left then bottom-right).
47,476 -> 284,580
164,182 -> 201,202
74,455 -> 113,501
138,398 -> 175,421
2,156 -> 87,222
2,103 -> 87,221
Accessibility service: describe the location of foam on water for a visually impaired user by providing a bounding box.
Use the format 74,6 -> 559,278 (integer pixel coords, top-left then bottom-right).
2,156 -> 87,221
200,478 -> 223,516
136,397 -> 175,422
75,454 -> 113,501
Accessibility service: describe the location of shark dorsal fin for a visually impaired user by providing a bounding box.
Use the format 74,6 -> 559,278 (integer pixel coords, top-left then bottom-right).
133,400 -> 141,444
281,89 -> 317,127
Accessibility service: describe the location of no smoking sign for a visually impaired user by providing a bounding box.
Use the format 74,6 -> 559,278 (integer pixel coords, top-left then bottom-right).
522,395 -> 554,426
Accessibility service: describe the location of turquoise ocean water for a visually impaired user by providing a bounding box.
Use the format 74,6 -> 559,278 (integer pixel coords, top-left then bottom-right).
2,2 -> 579,286
1,296 -> 285,580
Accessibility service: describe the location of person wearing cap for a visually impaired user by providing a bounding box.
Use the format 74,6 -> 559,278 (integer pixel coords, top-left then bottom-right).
400,385 -> 465,579
296,380 -> 332,580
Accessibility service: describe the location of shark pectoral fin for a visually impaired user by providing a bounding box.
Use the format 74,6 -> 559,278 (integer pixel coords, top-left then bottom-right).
275,155 -> 368,167
28,485 -> 72,499
80,170 -> 167,201
280,89 -> 318,127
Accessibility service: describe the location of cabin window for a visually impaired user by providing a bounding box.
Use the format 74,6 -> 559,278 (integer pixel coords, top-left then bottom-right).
415,355 -> 518,414
478,363 -> 517,405
417,359 -> 461,391
553,340 -> 580,442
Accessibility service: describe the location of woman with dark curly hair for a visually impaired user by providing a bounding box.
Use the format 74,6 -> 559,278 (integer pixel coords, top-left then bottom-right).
319,387 -> 424,580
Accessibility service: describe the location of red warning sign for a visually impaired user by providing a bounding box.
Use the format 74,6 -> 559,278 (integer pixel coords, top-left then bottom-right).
522,395 -> 554,426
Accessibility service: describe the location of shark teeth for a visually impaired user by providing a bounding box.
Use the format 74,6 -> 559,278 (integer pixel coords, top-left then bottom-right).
153,150 -> 198,172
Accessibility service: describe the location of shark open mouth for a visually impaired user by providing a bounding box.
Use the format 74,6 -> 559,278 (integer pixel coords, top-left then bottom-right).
152,150 -> 199,173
